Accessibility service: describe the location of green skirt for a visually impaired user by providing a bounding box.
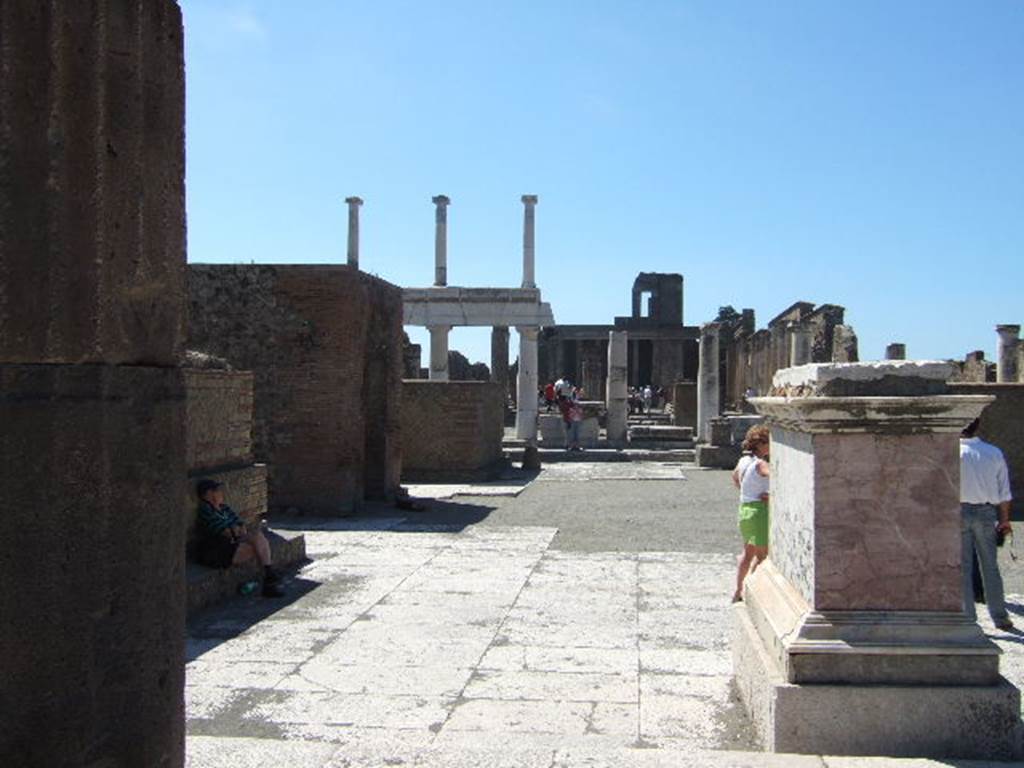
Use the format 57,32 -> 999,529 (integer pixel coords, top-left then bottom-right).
738,500 -> 768,547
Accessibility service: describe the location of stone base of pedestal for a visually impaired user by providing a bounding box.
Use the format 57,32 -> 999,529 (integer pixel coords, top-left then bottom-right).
695,443 -> 741,468
732,603 -> 1023,760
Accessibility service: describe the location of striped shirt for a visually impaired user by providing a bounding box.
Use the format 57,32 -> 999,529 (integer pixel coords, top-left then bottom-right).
197,501 -> 243,538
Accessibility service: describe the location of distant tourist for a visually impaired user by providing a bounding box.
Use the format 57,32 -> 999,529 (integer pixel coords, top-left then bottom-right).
559,395 -> 584,451
960,419 -> 1014,631
555,376 -> 574,400
643,385 -> 653,412
195,479 -> 285,598
544,381 -> 556,412
731,425 -> 770,603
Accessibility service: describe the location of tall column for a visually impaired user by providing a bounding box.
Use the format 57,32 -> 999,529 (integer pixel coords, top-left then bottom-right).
789,321 -> 813,366
736,363 -> 1018,758
344,196 -> 363,268
696,323 -> 721,443
606,331 -> 628,447
515,327 -> 540,441
996,324 -> 1020,383
428,325 -> 451,381
521,195 -> 538,289
0,3 -> 187,765
491,326 -> 510,401
885,343 -> 907,361
432,195 -> 450,286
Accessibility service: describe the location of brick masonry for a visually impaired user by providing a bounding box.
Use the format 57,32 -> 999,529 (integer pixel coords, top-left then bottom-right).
401,380 -> 505,481
184,369 -> 254,471
188,264 -> 404,514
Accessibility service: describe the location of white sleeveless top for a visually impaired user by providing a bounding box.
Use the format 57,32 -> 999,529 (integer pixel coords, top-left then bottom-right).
737,454 -> 770,503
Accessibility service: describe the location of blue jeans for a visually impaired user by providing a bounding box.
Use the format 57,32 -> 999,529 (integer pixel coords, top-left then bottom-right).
961,503 -> 1009,622
565,421 -> 580,448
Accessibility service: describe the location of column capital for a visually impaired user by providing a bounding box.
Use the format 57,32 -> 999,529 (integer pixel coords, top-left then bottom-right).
700,321 -> 722,334
515,325 -> 540,340
426,323 -> 452,333
521,194 -> 538,205
995,324 -> 1020,337
432,195 -> 450,206
344,196 -> 363,206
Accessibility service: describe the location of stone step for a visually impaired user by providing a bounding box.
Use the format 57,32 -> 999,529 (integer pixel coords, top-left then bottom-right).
186,527 -> 306,615
627,439 -> 696,451
505,447 -> 696,464
628,424 -> 694,440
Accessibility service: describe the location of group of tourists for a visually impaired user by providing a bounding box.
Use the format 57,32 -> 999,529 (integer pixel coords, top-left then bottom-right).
729,418 -> 1015,632
628,385 -> 664,414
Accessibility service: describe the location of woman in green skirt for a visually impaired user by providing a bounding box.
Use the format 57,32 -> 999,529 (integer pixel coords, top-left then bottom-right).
731,425 -> 770,602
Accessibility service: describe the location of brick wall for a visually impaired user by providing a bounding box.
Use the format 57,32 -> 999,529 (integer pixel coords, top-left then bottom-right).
949,382 -> 1024,514
188,264 -> 404,514
401,381 -> 505,481
185,369 -> 254,470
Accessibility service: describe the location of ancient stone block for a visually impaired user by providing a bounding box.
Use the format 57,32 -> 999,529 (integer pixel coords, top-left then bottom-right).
0,1 -> 186,366
0,363 -> 187,766
184,369 -> 255,471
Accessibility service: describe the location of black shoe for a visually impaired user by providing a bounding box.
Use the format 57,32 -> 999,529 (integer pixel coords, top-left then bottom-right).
262,579 -> 286,598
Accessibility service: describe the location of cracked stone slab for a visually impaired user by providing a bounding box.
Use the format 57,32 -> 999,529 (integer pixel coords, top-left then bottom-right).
464,669 -> 638,704
443,698 -> 637,738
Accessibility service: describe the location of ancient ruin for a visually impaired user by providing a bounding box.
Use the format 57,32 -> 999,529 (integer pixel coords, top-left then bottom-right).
400,195 -> 555,442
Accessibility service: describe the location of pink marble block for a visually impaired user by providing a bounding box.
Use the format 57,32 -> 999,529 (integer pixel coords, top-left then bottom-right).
810,431 -> 962,612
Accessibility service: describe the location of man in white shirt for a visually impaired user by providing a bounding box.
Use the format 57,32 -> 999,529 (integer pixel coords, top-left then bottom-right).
960,418 -> 1014,631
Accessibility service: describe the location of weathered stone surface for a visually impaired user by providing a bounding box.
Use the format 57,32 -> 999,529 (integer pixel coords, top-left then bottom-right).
188,264 -> 404,513
770,361 -> 954,397
401,380 -> 505,481
0,0 -> 186,366
184,369 -> 254,471
0,364 -> 187,765
671,381 -> 697,428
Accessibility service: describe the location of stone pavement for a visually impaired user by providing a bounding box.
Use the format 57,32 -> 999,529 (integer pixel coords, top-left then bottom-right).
186,464 -> 1024,767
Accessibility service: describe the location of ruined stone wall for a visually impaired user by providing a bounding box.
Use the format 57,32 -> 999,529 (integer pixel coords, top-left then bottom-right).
183,368 -> 266,548
949,383 -> 1024,514
188,265 -> 404,514
0,3 -> 187,764
401,381 -> 505,481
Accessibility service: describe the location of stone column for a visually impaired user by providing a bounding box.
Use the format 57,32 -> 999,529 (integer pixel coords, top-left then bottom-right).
428,325 -> 450,381
515,327 -> 540,441
344,196 -> 363,268
996,324 -> 1020,383
606,331 -> 628,447
696,323 -> 721,443
491,326 -> 510,401
432,195 -> 450,286
735,362 -> 1020,759
0,3 -> 187,765
885,343 -> 907,360
789,321 -> 813,367
521,195 -> 538,289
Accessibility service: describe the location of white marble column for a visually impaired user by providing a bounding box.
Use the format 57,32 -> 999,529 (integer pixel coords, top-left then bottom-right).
996,324 -> 1020,383
428,324 -> 450,381
515,326 -> 540,441
789,321 -> 813,366
606,331 -> 628,447
432,195 -> 450,287
344,196 -> 362,269
521,195 -> 538,289
696,322 -> 721,443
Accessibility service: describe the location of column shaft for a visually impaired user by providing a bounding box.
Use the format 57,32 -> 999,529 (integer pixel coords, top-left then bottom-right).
606,331 -> 628,446
428,325 -> 450,381
432,195 -> 449,287
521,195 -> 538,289
789,322 -> 813,367
516,327 -> 540,440
345,196 -> 362,269
996,325 -> 1020,383
697,323 -> 721,443
885,343 -> 907,361
490,327 -> 510,400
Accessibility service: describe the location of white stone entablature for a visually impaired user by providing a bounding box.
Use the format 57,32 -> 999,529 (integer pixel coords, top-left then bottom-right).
403,286 -> 554,328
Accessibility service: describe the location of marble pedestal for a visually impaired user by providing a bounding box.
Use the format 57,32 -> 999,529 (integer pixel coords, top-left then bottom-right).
733,362 -> 1022,760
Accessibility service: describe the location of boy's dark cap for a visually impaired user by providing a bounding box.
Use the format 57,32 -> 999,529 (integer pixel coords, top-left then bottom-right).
196,478 -> 223,497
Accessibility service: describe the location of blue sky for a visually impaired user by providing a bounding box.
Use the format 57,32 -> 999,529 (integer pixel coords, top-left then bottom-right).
181,1 -> 1023,367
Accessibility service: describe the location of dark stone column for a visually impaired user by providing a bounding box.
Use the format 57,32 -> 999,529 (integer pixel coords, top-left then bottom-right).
491,326 -> 510,402
0,3 -> 187,766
